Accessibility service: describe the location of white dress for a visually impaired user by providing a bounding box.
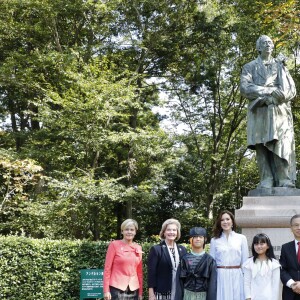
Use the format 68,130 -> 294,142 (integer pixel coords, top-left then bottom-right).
242,258 -> 281,300
210,231 -> 249,300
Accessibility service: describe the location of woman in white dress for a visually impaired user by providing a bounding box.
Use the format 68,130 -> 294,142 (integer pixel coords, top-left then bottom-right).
210,210 -> 249,300
242,233 -> 281,300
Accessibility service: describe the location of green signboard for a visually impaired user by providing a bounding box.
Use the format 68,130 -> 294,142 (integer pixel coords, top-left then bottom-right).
80,269 -> 103,300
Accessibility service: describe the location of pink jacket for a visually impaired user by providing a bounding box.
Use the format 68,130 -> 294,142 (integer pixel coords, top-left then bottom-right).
103,240 -> 143,296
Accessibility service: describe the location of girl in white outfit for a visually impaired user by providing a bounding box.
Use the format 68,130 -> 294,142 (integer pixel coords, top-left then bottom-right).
242,233 -> 281,300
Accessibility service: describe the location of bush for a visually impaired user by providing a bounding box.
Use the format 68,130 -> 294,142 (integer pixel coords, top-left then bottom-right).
0,237 -> 203,299
0,236 -> 108,299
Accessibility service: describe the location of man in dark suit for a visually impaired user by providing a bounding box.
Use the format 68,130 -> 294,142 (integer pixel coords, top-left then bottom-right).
280,214 -> 300,299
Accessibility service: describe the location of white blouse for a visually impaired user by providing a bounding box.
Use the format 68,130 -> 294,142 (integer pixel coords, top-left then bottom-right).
243,258 -> 281,300
210,231 -> 249,267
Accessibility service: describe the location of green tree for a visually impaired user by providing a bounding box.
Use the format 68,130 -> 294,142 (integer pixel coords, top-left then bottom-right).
0,0 -> 299,239
0,0 -> 172,239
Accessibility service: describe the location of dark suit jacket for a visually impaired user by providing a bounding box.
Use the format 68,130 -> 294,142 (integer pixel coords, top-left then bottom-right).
147,241 -> 187,294
280,240 -> 300,300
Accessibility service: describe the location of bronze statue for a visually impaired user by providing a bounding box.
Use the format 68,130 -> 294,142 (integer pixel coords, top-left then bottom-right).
240,35 -> 297,188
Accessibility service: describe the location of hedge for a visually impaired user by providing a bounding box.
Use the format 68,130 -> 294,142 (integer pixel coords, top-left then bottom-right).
0,236 -> 156,300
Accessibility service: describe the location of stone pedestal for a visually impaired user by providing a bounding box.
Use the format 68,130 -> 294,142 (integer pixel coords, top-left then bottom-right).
235,188 -> 300,259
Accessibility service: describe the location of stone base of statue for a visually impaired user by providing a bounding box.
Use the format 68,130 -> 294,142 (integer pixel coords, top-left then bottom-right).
235,187 -> 300,259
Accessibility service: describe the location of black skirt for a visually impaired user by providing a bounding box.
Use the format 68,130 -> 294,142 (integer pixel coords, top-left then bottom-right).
110,286 -> 139,300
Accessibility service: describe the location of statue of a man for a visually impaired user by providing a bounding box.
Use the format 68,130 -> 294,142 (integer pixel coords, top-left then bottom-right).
240,35 -> 297,188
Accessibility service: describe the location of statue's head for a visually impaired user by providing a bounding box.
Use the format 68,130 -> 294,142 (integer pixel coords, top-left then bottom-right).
256,35 -> 274,55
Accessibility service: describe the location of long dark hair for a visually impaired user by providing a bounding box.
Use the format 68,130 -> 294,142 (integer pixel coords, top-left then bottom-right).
251,233 -> 275,262
212,210 -> 237,238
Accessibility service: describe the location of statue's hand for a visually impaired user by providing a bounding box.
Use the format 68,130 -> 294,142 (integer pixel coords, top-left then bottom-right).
264,96 -> 281,106
264,96 -> 274,106
271,89 -> 285,101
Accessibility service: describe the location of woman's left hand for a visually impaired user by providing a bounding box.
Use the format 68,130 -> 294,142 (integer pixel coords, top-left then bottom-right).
104,292 -> 111,300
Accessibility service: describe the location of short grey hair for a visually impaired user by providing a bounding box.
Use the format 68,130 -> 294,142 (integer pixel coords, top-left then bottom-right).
159,218 -> 181,241
121,219 -> 138,231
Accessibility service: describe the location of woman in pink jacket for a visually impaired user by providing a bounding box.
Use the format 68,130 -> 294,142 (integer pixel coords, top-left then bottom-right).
104,219 -> 143,300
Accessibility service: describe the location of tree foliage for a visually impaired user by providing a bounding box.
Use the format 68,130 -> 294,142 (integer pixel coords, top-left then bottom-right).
0,0 -> 299,239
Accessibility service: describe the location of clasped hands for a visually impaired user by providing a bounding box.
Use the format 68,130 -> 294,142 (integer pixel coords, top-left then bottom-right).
263,88 -> 285,106
291,282 -> 300,294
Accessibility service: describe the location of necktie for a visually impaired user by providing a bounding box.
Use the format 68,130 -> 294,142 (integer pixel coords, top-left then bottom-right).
297,242 -> 300,264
